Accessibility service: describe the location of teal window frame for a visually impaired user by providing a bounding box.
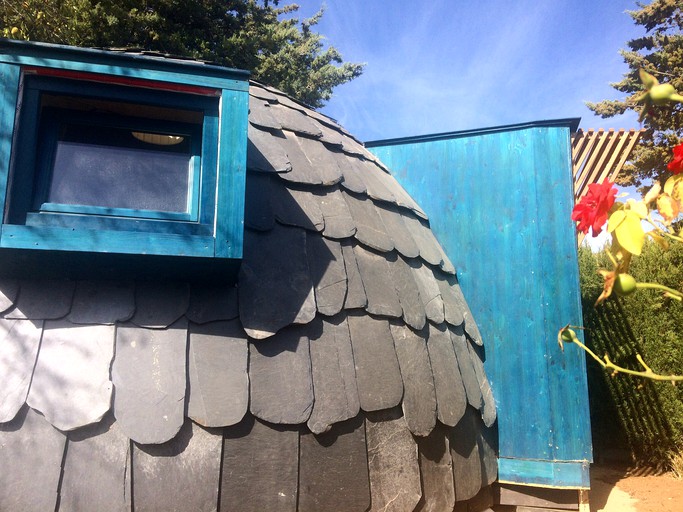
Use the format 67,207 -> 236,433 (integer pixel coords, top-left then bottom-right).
0,40 -> 249,261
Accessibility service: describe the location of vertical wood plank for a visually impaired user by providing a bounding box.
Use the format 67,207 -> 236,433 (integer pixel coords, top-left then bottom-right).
215,88 -> 249,258
0,62 -> 20,214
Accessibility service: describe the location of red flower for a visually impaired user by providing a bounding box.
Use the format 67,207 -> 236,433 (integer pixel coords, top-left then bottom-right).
572,180 -> 617,236
667,143 -> 683,174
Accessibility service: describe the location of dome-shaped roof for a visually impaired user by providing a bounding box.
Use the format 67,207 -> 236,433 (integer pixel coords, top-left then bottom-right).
0,80 -> 496,512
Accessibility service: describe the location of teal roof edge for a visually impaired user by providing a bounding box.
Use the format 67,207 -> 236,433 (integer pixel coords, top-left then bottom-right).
0,38 -> 250,81
365,118 -> 581,148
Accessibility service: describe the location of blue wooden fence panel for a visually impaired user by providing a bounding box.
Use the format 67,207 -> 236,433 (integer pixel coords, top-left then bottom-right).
368,120 -> 592,488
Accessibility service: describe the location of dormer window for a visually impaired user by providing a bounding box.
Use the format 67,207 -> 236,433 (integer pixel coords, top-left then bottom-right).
0,41 -> 249,277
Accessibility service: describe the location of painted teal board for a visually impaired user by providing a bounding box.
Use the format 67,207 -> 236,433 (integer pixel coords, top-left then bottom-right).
0,63 -> 20,218
214,88 -> 249,259
0,39 -> 249,91
498,458 -> 590,489
368,121 -> 591,488
1,225 -> 215,257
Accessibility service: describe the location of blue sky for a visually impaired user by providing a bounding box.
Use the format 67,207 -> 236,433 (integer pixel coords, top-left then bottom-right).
292,0 -> 644,142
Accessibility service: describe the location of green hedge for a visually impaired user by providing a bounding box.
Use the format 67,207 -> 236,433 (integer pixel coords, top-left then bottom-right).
579,243 -> 683,465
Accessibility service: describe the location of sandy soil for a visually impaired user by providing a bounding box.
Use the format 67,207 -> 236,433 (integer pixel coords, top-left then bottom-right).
590,464 -> 683,512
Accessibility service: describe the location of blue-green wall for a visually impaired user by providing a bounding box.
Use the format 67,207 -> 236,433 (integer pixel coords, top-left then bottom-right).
368,121 -> 592,488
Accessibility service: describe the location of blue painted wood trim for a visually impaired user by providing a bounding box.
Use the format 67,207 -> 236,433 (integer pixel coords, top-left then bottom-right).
0,63 -> 20,218
0,55 -> 247,92
37,203 -> 195,222
1,225 -> 215,257
498,458 -> 590,489
0,39 -> 249,90
24,212 -> 213,236
214,88 -> 248,258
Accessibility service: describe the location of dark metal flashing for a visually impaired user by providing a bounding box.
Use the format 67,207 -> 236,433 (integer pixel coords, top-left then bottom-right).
365,118 -> 582,148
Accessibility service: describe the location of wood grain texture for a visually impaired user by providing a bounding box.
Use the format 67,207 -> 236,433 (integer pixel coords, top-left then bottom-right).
221,416 -> 299,512
371,125 -> 592,487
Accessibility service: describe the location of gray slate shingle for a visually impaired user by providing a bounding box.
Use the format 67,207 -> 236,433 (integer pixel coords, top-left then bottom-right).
0,318 -> 42,422
26,320 -> 115,431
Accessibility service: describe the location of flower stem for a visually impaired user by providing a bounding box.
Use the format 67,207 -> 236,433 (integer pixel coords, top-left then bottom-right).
635,281 -> 683,299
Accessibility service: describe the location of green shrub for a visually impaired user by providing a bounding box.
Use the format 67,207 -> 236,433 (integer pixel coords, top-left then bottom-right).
579,243 -> 683,466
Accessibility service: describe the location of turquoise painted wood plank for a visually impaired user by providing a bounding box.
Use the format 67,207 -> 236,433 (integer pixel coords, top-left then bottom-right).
214,88 -> 248,259
498,458 -> 590,489
1,225 -> 215,257
0,63 -> 20,218
369,121 -> 591,487
531,128 -> 592,462
0,40 -> 249,91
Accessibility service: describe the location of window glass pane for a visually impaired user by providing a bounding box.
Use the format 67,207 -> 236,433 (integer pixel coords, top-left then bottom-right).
47,124 -> 192,213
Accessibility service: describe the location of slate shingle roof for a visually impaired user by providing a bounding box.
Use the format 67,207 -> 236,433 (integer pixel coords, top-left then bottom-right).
0,80 -> 497,512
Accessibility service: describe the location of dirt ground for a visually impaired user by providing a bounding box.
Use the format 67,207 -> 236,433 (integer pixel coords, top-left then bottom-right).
590,464 -> 683,512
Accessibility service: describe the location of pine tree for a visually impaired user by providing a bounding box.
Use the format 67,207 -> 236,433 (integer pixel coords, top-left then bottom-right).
588,0 -> 683,189
1,0 -> 364,108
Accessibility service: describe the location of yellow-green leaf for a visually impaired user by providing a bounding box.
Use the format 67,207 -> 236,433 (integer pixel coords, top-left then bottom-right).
607,210 -> 626,233
639,68 -> 659,88
657,193 -> 679,223
648,231 -> 670,250
626,199 -> 648,219
664,174 -> 683,195
613,211 -> 645,255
